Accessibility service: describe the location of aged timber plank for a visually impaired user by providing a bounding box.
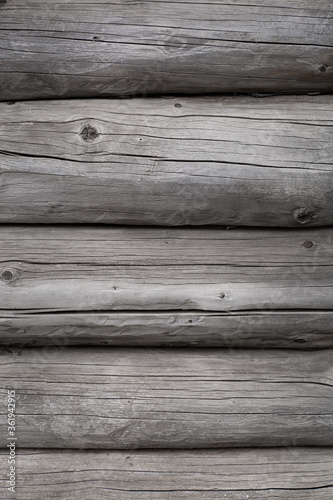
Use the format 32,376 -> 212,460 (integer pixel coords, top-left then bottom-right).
0,225 -> 333,312
0,95 -> 332,226
1,348 -> 333,448
2,311 -> 333,348
0,0 -> 332,100
1,448 -> 333,499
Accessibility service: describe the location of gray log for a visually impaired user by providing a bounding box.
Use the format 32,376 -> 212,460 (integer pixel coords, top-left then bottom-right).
0,0 -> 332,99
2,311 -> 333,348
0,225 -> 332,312
1,448 -> 332,499
1,96 -> 333,226
1,348 -> 333,448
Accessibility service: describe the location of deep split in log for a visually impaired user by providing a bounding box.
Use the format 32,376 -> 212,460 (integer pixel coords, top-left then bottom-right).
0,95 -> 332,226
0,0 -> 332,99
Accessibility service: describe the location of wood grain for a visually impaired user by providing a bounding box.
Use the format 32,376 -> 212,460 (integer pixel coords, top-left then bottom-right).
2,311 -> 333,348
0,0 -> 332,99
1,95 -> 333,226
1,348 -> 333,448
0,225 -> 332,313
1,448 -> 333,499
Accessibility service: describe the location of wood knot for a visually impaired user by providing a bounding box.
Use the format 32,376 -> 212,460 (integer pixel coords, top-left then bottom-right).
80,125 -> 99,141
292,207 -> 317,225
1,269 -> 14,282
174,103 -> 182,108
220,293 -> 225,299
302,240 -> 313,249
319,64 -> 327,72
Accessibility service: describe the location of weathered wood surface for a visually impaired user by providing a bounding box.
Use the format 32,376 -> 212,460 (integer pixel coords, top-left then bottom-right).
1,348 -> 333,448
2,311 -> 333,348
0,0 -> 332,100
1,225 -> 333,312
1,96 -> 333,226
1,448 -> 333,499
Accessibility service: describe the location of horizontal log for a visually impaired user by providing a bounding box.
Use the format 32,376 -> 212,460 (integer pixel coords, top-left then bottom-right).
0,0 -> 332,99
0,225 -> 332,312
0,96 -> 333,226
1,448 -> 333,499
1,348 -> 333,448
2,311 -> 333,348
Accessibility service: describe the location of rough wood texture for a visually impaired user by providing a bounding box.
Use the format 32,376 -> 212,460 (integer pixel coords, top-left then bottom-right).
0,0 -> 332,100
1,348 -> 333,448
2,311 -> 333,348
1,448 -> 333,499
1,225 -> 333,313
1,95 -> 333,226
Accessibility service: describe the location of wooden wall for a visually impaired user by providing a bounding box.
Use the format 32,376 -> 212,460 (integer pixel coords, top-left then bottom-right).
0,1 -> 333,498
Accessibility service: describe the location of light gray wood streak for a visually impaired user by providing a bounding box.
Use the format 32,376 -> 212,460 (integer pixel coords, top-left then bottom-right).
1,448 -> 333,499
0,0 -> 332,99
0,226 -> 333,312
2,311 -> 333,348
1,348 -> 333,448
1,96 -> 333,226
